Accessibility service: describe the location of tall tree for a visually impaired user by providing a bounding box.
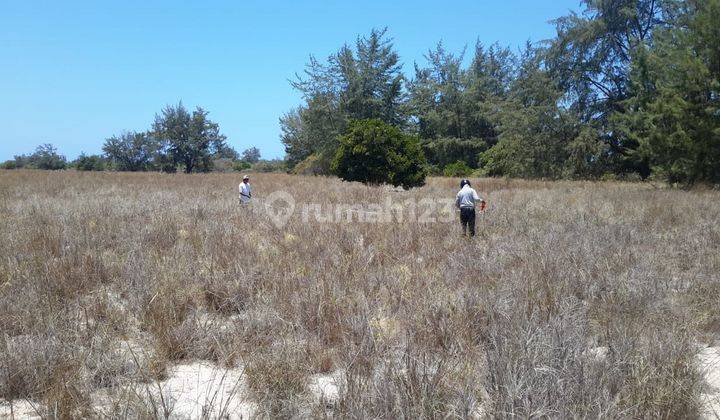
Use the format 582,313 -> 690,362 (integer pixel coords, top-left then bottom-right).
407,42 -> 469,140
28,144 -> 66,170
409,41 -> 514,144
282,28 -> 405,170
103,131 -> 161,171
153,103 -> 228,173
463,42 -> 516,145
406,42 -> 515,171
547,0 -> 674,175
280,107 -> 313,168
549,0 -> 670,120
336,28 -> 406,125
613,0 -> 720,184
482,45 -> 579,178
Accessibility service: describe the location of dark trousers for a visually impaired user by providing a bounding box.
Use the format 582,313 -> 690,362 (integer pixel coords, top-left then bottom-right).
460,207 -> 476,237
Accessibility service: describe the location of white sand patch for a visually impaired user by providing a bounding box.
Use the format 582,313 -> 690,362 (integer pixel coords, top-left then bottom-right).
308,370 -> 344,407
698,346 -> 720,419
137,362 -> 254,419
0,399 -> 43,419
583,346 -> 609,362
1,362 -> 255,420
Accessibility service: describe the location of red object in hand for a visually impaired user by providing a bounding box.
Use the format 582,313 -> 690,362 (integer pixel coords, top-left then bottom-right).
480,201 -> 486,211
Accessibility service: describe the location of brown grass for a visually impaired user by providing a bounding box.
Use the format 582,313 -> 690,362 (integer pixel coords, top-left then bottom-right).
0,169 -> 718,418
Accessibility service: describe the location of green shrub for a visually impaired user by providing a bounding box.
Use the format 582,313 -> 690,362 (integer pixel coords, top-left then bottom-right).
1,160 -> 18,169
331,119 -> 427,189
233,161 -> 252,172
73,154 -> 106,171
443,160 -> 473,177
27,144 -> 67,170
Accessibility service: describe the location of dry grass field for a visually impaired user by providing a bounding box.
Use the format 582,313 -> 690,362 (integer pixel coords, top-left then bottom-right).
1,169 -> 719,418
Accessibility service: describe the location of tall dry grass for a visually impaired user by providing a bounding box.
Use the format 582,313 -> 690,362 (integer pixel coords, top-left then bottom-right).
0,169 -> 718,418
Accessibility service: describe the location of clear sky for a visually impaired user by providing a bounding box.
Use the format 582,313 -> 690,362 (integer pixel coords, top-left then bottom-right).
0,0 -> 582,161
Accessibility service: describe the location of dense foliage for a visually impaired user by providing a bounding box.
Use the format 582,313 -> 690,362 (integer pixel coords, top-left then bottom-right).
152,103 -> 229,173
282,2 -> 719,184
331,119 -> 427,189
442,160 -> 474,177
281,28 -> 406,171
72,153 -> 106,171
612,0 -> 720,184
103,131 -> 164,172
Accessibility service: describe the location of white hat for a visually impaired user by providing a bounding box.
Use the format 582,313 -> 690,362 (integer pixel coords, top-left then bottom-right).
243,175 -> 250,180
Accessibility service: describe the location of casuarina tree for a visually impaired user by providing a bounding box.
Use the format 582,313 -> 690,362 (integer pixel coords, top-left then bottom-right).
612,0 -> 720,184
282,28 -> 406,171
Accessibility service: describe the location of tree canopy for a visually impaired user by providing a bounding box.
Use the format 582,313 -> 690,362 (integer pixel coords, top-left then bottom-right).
283,5 -> 719,185
281,28 -> 407,169
103,132 -> 161,172
153,103 -> 228,173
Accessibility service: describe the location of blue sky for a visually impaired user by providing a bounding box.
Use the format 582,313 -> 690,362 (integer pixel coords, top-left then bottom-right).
0,0 -> 582,161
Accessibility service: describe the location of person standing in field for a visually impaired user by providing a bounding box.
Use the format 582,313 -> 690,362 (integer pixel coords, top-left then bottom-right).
239,175 -> 252,204
456,179 -> 485,237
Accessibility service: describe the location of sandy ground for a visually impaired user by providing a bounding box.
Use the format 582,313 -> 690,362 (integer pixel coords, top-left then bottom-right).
0,363 -> 346,419
0,362 -> 255,419
308,369 -> 343,408
0,400 -> 42,420
2,347 -> 717,418
130,362 -> 255,419
699,346 -> 720,419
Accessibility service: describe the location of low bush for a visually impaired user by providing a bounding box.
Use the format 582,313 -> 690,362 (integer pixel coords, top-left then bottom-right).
443,160 -> 473,177
331,119 -> 427,189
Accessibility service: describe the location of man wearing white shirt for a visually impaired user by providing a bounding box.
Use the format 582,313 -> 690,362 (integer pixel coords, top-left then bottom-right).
455,179 -> 485,237
239,175 -> 252,204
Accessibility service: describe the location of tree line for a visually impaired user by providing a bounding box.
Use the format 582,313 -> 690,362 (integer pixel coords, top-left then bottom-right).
2,103 -> 283,173
4,1 -> 716,185
282,0 -> 719,185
